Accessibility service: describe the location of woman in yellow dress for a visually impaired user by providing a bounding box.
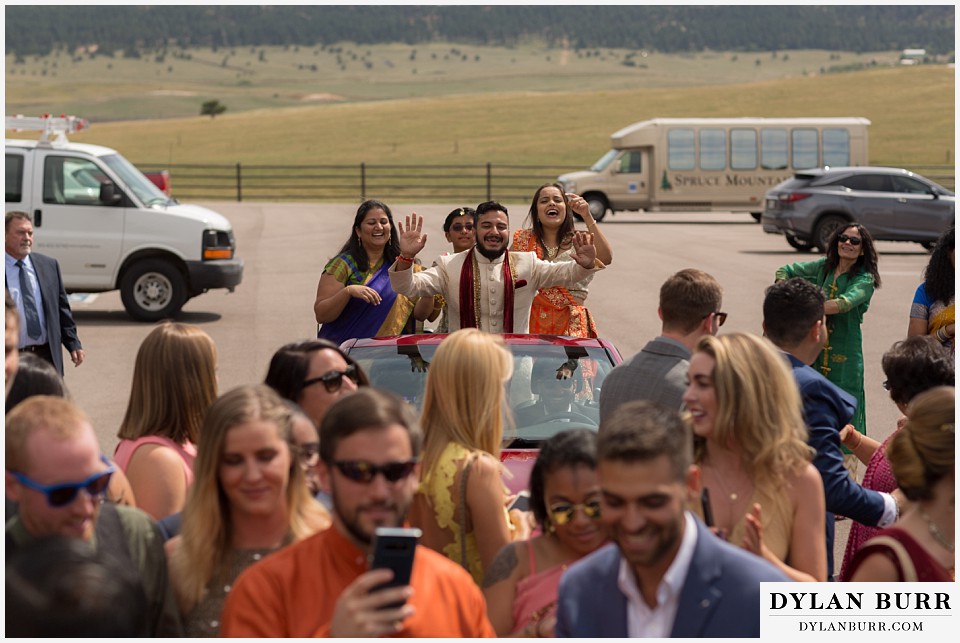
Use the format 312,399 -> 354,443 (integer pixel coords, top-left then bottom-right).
409,329 -> 528,584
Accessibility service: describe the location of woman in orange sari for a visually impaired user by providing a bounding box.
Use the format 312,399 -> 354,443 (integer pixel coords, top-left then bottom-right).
511,183 -> 613,338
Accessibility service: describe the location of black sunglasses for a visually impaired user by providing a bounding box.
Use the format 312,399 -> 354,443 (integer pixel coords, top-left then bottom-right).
837,233 -> 862,246
12,455 -> 115,507
450,223 -> 475,233
333,460 -> 418,484
303,363 -> 359,393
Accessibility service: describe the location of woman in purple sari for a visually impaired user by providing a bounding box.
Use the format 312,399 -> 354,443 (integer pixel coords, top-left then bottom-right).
314,200 -> 434,344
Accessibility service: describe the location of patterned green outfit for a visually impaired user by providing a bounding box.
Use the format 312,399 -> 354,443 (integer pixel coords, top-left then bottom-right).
776,257 -> 875,438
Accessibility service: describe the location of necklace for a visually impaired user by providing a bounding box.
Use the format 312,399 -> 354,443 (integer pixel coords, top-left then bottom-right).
921,509 -> 955,553
707,466 -> 750,502
545,244 -> 559,259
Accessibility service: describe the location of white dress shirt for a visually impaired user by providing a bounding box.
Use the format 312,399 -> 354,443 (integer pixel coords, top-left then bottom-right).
617,511 -> 698,638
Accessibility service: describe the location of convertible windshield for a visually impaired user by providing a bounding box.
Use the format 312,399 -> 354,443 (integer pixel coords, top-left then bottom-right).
347,342 -> 616,420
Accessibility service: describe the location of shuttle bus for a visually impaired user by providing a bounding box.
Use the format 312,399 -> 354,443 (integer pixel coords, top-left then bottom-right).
558,117 -> 870,221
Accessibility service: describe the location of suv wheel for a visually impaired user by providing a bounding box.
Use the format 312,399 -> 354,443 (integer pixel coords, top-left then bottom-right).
814,215 -> 849,252
120,259 -> 188,321
786,235 -> 815,252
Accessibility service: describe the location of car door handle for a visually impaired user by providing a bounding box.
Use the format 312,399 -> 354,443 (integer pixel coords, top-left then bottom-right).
897,198 -> 907,203
33,209 -> 42,227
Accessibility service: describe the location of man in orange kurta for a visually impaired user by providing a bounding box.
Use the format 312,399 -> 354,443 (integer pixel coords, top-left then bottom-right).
220,388 -> 495,638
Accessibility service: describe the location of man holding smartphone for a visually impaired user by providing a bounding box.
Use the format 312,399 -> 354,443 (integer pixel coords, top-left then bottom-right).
220,388 -> 495,637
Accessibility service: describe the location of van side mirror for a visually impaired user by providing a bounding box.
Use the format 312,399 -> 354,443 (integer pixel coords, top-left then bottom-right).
99,181 -> 122,205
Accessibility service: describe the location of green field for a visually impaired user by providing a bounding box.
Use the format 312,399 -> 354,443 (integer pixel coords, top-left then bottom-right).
5,43 -> 954,169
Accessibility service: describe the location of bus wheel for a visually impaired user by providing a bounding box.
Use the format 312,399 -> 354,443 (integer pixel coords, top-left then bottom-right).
814,215 -> 848,252
786,235 -> 815,252
584,194 -> 609,222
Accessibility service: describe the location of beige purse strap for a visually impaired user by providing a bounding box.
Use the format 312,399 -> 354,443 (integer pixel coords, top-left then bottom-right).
458,454 -> 476,570
868,535 -> 918,582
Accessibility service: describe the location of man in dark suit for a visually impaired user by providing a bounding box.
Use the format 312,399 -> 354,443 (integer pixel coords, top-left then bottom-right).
556,401 -> 788,638
762,278 -> 897,580
5,211 -> 84,376
599,269 -> 723,421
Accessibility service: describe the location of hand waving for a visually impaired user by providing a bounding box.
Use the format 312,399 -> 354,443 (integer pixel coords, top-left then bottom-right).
570,231 -> 597,268
397,213 -> 428,259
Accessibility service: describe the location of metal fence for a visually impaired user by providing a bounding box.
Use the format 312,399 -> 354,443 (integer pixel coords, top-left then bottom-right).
137,162 -> 582,202
139,161 -> 954,202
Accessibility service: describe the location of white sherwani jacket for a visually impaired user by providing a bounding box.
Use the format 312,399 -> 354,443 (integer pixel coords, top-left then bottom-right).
389,249 -> 602,334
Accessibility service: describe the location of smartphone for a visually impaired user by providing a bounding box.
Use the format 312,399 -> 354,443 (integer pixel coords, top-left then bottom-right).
700,488 -> 715,528
369,527 -> 421,609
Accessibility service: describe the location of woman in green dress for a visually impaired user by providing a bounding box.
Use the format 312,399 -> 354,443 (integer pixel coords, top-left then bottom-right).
776,223 -> 881,445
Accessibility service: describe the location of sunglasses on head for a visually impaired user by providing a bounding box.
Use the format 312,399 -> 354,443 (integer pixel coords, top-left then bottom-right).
333,460 -> 418,484
304,363 -> 359,393
12,455 -> 115,508
549,499 -> 602,526
450,223 -> 475,233
837,233 -> 862,246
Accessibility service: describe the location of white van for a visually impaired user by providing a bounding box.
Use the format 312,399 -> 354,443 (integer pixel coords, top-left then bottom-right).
5,115 -> 243,321
559,117 -> 870,221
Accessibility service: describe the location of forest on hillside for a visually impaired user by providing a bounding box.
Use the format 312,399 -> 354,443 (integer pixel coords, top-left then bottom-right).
5,5 -> 955,58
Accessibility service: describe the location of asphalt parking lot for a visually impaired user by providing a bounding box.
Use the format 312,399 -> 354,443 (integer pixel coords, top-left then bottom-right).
63,202 -> 930,560
63,202 -> 928,450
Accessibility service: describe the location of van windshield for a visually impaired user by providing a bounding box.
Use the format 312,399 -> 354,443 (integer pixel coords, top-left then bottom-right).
590,149 -> 620,173
101,154 -> 170,206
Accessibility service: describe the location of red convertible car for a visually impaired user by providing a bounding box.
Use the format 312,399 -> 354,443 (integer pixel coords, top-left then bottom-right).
340,334 -> 623,495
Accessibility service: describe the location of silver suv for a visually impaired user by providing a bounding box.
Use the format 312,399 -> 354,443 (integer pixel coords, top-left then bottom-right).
761,166 -> 954,252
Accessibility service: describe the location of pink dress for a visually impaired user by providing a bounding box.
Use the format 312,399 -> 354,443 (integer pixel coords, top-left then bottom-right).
839,429 -> 899,580
113,435 -> 196,487
510,539 -> 566,635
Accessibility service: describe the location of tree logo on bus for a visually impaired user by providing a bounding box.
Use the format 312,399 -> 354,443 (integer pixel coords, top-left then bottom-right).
661,170 -> 673,191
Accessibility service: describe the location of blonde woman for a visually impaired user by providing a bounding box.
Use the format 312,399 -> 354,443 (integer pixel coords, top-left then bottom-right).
683,332 -> 827,582
166,385 -> 330,636
114,322 -> 218,519
409,328 -> 524,584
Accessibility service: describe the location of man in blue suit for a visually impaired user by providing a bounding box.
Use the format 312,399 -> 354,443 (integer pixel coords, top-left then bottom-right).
762,279 -> 897,580
5,211 -> 84,377
556,401 -> 788,638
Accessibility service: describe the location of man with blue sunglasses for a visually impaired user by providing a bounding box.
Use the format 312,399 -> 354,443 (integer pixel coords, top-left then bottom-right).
5,396 -> 183,636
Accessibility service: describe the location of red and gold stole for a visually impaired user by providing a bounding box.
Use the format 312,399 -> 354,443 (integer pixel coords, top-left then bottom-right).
458,249 -> 516,332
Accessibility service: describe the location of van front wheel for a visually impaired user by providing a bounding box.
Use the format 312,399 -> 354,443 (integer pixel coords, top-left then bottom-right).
584,194 -> 609,222
120,259 -> 188,321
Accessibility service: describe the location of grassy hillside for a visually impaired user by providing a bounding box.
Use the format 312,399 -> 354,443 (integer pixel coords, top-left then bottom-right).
29,67 -> 952,170
6,43 -> 903,119
5,44 -> 953,168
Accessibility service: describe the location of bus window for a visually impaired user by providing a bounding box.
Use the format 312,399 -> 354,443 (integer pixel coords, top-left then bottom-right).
618,151 -> 642,173
822,129 -> 851,167
667,128 -> 695,170
699,129 -> 726,171
760,128 -> 789,170
730,129 -> 757,170
792,129 -> 819,169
